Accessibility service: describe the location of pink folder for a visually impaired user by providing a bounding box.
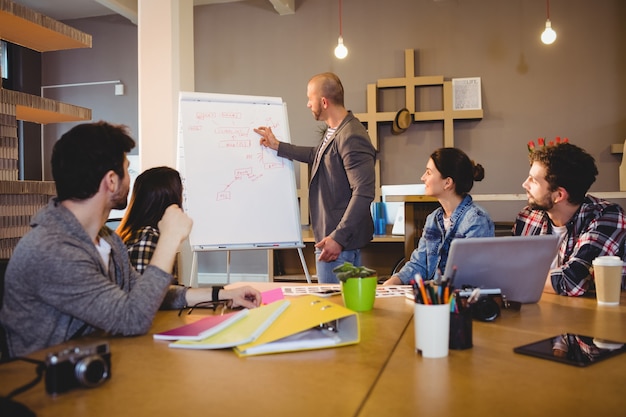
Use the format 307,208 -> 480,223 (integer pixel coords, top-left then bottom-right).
153,309 -> 248,341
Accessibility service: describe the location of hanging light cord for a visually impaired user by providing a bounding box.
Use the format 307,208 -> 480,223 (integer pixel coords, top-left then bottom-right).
338,0 -> 343,37
333,0 -> 348,58
546,0 -> 550,20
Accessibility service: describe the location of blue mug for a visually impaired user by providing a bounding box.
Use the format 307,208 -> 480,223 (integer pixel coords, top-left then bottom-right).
373,202 -> 386,235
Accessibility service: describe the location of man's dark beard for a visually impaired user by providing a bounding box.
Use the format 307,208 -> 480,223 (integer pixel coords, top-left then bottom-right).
112,199 -> 128,211
528,198 -> 553,211
112,190 -> 128,210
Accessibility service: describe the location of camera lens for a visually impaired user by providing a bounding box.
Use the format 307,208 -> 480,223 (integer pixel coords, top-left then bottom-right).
471,298 -> 500,322
75,355 -> 109,387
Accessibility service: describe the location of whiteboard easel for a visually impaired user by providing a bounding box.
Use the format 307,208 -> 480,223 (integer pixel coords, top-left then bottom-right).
177,92 -> 310,285
188,247 -> 312,287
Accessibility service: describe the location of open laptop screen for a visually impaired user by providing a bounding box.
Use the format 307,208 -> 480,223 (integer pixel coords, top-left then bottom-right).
443,235 -> 560,303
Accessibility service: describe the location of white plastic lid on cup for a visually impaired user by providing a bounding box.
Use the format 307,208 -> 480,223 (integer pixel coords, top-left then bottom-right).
592,256 -> 624,267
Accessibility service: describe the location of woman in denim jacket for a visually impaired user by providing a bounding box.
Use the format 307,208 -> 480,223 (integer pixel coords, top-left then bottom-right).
384,148 -> 494,284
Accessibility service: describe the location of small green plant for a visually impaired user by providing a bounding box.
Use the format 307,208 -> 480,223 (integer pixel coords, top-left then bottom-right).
332,262 -> 377,283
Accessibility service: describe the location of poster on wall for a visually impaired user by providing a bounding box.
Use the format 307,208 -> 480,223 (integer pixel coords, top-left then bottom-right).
452,77 -> 482,111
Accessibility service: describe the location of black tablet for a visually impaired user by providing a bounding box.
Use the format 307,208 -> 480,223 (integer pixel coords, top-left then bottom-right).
513,333 -> 626,367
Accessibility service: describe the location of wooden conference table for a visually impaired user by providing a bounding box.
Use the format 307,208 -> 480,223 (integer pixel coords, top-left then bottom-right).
1,283 -> 625,416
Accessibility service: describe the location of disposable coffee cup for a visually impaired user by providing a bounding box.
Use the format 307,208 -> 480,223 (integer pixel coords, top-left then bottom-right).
414,303 -> 450,358
592,256 -> 623,306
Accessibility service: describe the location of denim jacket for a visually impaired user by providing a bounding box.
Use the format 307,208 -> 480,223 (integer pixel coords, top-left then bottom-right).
396,194 -> 494,284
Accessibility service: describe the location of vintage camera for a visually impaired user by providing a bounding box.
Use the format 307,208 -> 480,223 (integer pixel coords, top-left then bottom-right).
459,288 -> 503,322
44,342 -> 111,395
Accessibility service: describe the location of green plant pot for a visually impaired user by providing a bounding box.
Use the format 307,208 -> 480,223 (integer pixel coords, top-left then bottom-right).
341,276 -> 377,312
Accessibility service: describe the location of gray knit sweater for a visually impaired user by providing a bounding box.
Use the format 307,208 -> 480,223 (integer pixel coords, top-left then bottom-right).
0,199 -> 187,357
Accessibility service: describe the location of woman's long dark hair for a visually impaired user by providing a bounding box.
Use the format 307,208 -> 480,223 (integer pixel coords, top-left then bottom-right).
116,166 -> 183,243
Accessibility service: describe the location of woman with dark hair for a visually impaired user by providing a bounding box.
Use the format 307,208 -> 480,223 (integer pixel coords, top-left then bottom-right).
118,167 -> 183,276
384,148 -> 494,285
117,166 -> 261,306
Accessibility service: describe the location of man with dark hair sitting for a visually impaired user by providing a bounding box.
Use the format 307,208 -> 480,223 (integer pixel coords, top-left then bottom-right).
515,141 -> 626,296
0,122 -> 261,358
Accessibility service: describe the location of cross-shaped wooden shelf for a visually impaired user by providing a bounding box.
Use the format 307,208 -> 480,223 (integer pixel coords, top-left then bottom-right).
297,49 -> 483,224
355,49 -> 483,201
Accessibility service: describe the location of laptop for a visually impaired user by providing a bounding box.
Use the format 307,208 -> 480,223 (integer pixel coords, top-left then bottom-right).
443,235 -> 560,303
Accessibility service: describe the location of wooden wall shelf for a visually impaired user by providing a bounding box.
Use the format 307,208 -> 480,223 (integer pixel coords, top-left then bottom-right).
387,192 -> 626,262
0,0 -> 92,51
611,142 -> 625,154
1,89 -> 92,124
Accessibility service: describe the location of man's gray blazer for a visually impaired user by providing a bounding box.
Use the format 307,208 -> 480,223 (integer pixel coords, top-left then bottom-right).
277,111 -> 376,251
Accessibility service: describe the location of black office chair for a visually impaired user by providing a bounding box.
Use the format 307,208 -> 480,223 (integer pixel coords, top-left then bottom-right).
0,259 -> 9,362
0,258 -> 9,362
376,256 -> 407,284
494,221 -> 514,237
391,256 -> 406,276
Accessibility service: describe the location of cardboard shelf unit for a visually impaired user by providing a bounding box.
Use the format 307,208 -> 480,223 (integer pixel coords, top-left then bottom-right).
0,0 -> 93,258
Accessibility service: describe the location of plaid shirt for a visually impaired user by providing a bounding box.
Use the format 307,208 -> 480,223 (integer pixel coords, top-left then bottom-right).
514,195 -> 626,296
126,226 -> 160,275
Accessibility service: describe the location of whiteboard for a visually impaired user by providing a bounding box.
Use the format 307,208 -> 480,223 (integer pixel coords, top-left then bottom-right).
177,92 -> 303,250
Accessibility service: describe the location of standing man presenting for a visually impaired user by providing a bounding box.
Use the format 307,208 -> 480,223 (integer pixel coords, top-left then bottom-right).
255,72 -> 376,283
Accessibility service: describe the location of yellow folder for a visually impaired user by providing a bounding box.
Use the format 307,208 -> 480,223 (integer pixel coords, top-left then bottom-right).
234,295 -> 360,357
169,299 -> 290,349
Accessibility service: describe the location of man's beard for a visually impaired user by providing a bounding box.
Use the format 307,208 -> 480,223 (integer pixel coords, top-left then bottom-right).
111,187 -> 129,210
311,99 -> 323,121
527,192 -> 554,211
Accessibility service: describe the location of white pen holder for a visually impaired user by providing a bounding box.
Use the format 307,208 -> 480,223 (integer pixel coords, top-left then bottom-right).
414,303 -> 450,358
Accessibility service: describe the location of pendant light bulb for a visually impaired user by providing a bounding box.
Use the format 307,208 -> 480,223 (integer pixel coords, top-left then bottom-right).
334,0 -> 348,59
541,19 -> 557,45
334,36 -> 348,59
